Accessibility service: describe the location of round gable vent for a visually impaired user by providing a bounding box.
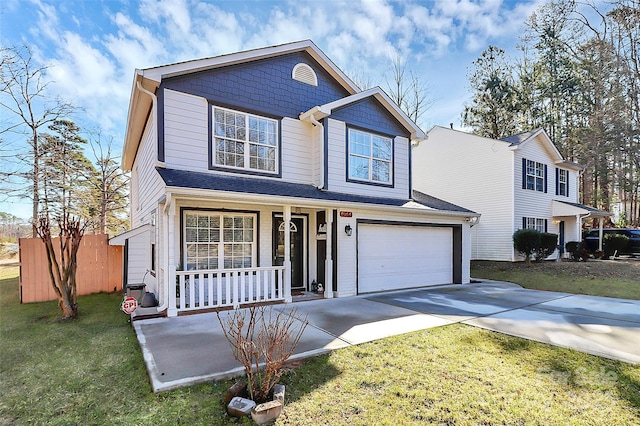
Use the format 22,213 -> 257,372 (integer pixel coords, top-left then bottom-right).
292,63 -> 318,86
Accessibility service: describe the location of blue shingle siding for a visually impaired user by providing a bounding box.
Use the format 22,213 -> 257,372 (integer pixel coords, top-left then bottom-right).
161,51 -> 350,119
332,97 -> 409,138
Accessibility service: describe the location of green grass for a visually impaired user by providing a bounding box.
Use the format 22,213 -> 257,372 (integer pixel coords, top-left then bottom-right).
2,266 -> 639,425
472,259 -> 640,300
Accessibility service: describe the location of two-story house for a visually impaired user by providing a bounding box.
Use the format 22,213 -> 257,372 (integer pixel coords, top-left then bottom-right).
412,126 -> 610,261
114,41 -> 479,317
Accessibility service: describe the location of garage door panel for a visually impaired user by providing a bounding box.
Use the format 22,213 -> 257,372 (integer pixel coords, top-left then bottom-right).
358,224 -> 453,293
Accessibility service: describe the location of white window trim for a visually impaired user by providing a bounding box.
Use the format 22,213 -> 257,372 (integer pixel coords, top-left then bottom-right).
559,169 -> 568,196
212,105 -> 279,174
347,128 -> 393,184
526,159 -> 545,192
525,217 -> 545,233
183,211 -> 257,271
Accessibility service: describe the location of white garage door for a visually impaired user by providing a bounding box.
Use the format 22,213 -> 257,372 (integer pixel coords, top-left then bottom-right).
358,224 -> 453,293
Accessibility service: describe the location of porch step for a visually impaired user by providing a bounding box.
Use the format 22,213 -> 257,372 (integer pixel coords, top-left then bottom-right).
131,307 -> 167,321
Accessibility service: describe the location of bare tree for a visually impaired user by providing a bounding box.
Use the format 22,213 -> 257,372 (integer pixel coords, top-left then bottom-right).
0,46 -> 74,236
83,133 -> 129,235
36,214 -> 86,319
217,306 -> 308,403
384,54 -> 432,127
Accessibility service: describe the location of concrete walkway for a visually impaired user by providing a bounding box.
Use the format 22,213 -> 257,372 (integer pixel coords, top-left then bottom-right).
133,281 -> 640,392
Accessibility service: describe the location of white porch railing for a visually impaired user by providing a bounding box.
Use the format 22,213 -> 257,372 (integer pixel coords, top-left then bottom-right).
174,266 -> 286,313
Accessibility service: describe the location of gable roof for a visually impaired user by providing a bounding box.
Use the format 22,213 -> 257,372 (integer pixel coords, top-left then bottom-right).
123,40 -> 360,170
501,128 -> 583,171
300,87 -> 426,141
156,168 -> 476,216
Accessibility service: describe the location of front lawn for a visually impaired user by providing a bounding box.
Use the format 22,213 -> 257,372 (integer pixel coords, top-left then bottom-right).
1,265 -> 639,425
472,259 -> 640,300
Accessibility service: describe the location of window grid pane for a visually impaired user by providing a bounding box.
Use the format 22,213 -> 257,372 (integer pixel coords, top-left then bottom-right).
185,212 -> 254,270
213,107 -> 278,172
526,159 -> 545,192
348,129 -> 391,183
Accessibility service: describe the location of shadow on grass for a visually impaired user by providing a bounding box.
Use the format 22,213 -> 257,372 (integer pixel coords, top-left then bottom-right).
478,329 -> 640,417
276,354 -> 341,404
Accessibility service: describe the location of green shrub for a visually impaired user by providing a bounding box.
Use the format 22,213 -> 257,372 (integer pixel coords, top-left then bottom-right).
513,229 -> 559,263
565,241 -> 589,261
603,233 -> 629,258
535,232 -> 559,261
513,229 -> 540,263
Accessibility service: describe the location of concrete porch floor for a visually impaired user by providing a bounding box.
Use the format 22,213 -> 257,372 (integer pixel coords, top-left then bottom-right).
133,280 -> 640,392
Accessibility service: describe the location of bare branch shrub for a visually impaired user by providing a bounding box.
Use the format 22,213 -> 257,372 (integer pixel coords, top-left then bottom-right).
217,306 -> 308,402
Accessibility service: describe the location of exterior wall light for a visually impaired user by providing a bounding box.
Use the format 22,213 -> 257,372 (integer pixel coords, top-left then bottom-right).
344,224 -> 352,236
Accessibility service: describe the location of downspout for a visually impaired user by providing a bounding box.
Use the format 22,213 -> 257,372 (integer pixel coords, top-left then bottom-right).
309,115 -> 325,190
156,192 -> 172,313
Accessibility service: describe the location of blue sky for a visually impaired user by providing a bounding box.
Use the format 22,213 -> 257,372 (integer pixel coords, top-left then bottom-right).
0,0 -> 589,220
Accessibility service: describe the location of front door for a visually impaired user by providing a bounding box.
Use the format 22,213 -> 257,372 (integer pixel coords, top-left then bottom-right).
559,221 -> 565,254
273,216 -> 306,291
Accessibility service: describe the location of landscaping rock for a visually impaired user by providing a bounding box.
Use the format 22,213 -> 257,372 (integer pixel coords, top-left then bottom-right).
227,396 -> 255,417
224,380 -> 248,405
272,384 -> 285,404
251,400 -> 282,424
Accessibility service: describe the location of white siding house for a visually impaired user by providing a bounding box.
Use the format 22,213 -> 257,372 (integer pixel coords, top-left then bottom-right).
413,126 -> 609,261
114,41 -> 478,318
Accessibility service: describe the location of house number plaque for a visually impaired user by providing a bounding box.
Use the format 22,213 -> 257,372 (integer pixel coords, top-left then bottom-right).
339,211 -> 352,217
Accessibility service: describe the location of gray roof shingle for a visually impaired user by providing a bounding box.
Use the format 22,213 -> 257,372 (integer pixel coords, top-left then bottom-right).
156,168 -> 475,213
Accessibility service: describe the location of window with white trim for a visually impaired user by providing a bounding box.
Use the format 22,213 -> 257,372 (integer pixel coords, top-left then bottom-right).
525,217 -> 546,233
184,211 -> 256,271
558,169 -> 568,196
526,159 -> 545,192
212,106 -> 278,173
348,128 -> 392,184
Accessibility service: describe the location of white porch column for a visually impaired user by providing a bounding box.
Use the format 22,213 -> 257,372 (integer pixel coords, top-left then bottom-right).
283,205 -> 292,303
576,215 -> 582,245
598,217 -> 604,251
324,208 -> 333,298
167,200 -> 178,317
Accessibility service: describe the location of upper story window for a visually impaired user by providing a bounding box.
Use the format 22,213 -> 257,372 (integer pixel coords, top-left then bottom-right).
557,168 -> 568,196
212,106 -> 278,174
348,128 -> 392,185
524,159 -> 546,192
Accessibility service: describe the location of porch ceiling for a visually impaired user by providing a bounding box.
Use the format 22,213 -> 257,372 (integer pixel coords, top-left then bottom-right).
552,200 -> 611,218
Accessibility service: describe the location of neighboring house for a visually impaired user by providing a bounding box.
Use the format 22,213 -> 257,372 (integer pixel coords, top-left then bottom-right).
113,41 -> 479,317
412,126 -> 610,262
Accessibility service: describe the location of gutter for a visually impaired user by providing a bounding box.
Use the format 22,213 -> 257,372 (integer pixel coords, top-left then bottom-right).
163,185 -> 480,219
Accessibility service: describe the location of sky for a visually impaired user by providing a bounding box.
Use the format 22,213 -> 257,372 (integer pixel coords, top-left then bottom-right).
0,0 -> 592,220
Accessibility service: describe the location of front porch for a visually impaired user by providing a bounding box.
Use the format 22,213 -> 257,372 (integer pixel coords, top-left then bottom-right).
159,195 -> 338,317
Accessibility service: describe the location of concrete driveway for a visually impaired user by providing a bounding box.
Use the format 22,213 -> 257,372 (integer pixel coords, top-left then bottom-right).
133,281 -> 640,392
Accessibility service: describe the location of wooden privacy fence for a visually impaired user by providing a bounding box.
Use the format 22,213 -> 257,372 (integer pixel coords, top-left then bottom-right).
19,234 -> 123,303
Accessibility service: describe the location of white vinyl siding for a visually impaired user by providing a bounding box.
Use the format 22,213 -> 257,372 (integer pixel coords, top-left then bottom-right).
132,107 -> 165,228
281,118 -> 314,184
163,89 -> 209,171
327,119 -> 409,199
412,126 -> 514,261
